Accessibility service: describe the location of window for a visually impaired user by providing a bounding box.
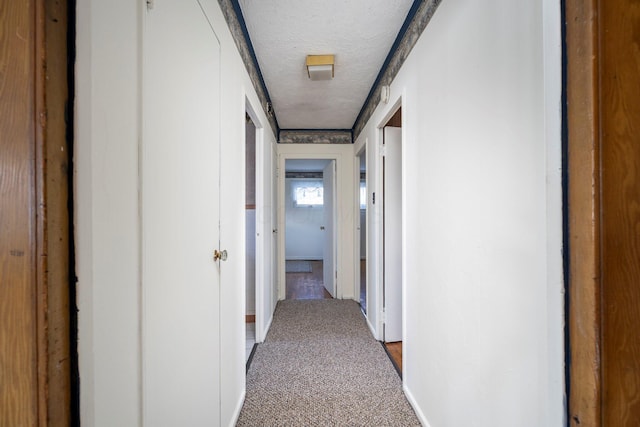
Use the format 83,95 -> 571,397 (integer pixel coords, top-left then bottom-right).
360,181 -> 366,209
292,180 -> 323,207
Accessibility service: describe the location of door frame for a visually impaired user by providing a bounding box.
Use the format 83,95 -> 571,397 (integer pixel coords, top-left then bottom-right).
276,149 -> 347,300
565,0 -> 640,425
565,1 -> 600,423
244,97 -> 265,341
354,145 -> 367,313
1,0 -> 73,424
374,99 -> 404,342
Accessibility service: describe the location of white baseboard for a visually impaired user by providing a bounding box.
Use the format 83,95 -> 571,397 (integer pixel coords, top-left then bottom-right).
228,389 -> 246,427
259,311 -> 274,343
365,315 -> 378,340
404,384 -> 431,427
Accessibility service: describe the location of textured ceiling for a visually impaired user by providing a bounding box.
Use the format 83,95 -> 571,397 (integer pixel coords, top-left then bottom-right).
238,0 -> 414,130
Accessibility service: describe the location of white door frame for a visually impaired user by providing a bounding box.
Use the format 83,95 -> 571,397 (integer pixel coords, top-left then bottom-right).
245,97 -> 266,342
375,98 -> 405,344
354,145 -> 367,312
276,147 -> 352,300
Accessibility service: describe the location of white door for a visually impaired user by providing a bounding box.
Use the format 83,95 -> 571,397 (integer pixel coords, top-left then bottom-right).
323,160 -> 336,297
383,127 -> 402,342
271,145 -> 278,314
142,2 -> 222,425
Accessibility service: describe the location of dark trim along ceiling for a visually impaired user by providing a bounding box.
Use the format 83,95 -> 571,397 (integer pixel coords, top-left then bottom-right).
218,0 -> 442,143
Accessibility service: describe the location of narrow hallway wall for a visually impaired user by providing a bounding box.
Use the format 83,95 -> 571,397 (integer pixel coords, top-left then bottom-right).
354,0 -> 563,425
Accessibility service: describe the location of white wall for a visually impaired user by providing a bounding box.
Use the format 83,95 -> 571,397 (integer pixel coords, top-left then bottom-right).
284,178 -> 325,260
354,0 -> 563,425
75,0 -> 278,425
75,1 -> 141,424
277,145 -> 356,300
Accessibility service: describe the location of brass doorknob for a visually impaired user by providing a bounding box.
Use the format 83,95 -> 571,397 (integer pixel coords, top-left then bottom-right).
213,249 -> 228,262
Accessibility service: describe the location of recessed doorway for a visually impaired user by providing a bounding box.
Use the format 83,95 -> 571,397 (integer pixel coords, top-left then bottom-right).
245,112 -> 257,363
283,159 -> 336,300
381,107 -> 403,374
357,149 -> 367,313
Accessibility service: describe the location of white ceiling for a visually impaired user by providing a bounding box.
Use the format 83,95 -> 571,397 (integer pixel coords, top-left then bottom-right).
238,0 -> 414,130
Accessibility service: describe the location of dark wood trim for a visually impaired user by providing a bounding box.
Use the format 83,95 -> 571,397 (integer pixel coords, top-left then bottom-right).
597,0 -> 640,423
566,1 -> 601,425
35,0 -> 49,423
245,314 -> 256,323
43,0 -> 72,424
0,0 -> 71,424
385,108 -> 402,128
2,2 -> 39,424
245,204 -> 256,210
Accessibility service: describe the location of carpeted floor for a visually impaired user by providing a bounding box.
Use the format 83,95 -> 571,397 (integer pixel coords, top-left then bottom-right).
237,299 -> 420,426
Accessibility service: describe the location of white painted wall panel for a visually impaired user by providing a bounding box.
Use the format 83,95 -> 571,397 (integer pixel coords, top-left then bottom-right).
75,1 -> 141,425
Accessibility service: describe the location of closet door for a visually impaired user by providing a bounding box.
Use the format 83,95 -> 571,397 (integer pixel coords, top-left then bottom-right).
142,1 -> 222,425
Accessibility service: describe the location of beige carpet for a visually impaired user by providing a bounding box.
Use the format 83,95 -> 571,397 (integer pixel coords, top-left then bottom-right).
237,299 -> 420,426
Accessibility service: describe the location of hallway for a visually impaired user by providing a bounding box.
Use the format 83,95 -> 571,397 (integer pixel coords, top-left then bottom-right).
238,300 -> 419,426
41,0 -> 568,425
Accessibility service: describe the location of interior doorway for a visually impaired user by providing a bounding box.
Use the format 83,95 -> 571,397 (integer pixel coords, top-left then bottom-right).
357,149 -> 367,313
381,107 -> 403,373
283,159 -> 336,300
245,113 -> 257,363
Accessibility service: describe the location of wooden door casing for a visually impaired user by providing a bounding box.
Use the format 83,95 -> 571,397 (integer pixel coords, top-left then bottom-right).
567,0 -> 640,425
0,1 -> 42,423
0,0 -> 71,424
599,0 -> 640,423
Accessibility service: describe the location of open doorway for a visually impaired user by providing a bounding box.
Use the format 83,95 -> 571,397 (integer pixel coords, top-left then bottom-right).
357,149 -> 367,313
381,108 -> 403,374
284,159 -> 336,300
245,113 -> 257,364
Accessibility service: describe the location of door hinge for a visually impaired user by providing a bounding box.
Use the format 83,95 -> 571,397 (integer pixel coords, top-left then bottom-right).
146,0 -> 154,10
381,145 -> 387,157
381,309 -> 386,323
